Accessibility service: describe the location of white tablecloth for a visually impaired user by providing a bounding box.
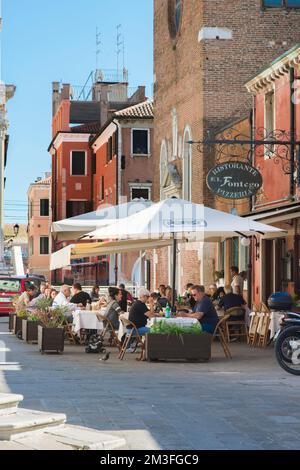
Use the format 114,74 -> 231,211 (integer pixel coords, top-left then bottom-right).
72,310 -> 103,335
149,317 -> 199,328
269,311 -> 285,339
249,311 -> 284,339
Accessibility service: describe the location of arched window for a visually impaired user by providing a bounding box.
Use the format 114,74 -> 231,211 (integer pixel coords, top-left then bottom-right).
160,140 -> 168,199
168,0 -> 183,39
182,126 -> 192,201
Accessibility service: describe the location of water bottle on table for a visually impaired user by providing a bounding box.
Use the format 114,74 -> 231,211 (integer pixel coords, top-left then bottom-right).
165,303 -> 171,319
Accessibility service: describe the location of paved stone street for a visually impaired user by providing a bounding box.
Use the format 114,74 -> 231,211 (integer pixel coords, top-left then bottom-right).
0,319 -> 299,450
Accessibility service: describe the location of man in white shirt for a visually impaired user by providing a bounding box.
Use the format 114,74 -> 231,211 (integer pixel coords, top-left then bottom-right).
53,285 -> 72,307
52,285 -> 78,321
230,266 -> 244,295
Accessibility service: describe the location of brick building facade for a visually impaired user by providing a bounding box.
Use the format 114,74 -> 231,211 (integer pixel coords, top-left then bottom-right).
245,44 -> 300,304
49,75 -> 149,285
91,101 -> 154,285
150,0 -> 300,294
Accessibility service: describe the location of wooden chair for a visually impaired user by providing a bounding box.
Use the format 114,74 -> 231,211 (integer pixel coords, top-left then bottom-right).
96,313 -> 122,351
248,313 -> 260,346
257,312 -> 271,348
118,317 -> 145,361
212,314 -> 232,359
252,303 -> 261,313
225,307 -> 248,342
261,303 -> 271,314
63,321 -> 79,345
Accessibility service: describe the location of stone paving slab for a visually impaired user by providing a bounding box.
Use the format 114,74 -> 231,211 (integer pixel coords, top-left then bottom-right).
1,320 -> 300,450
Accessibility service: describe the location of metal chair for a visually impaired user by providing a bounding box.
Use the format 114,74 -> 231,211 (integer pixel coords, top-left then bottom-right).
225,307 -> 248,342
96,313 -> 122,351
212,314 -> 232,359
118,317 -> 145,361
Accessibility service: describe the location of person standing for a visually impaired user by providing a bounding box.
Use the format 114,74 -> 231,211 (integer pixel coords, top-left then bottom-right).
230,266 -> 244,295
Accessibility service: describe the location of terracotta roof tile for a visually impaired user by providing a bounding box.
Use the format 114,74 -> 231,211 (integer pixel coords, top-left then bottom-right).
33,176 -> 51,186
71,122 -> 102,134
114,100 -> 153,119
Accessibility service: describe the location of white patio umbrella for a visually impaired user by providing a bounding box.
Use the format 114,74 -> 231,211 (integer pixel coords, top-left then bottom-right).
84,198 -> 285,306
51,200 -> 152,241
86,199 -> 284,241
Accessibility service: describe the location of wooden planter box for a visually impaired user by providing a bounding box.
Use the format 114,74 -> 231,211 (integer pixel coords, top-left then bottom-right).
9,313 -> 16,332
38,326 -> 64,354
15,316 -> 27,338
22,320 -> 40,343
146,333 -> 212,362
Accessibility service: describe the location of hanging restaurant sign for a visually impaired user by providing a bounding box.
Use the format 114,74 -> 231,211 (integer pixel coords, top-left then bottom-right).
206,161 -> 263,199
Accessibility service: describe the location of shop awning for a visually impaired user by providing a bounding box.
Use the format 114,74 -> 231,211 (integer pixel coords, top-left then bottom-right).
244,204 -> 300,226
50,239 -> 172,271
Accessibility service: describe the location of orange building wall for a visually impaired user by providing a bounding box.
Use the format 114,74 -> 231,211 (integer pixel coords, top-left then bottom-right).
28,183 -> 51,280
54,141 -> 92,220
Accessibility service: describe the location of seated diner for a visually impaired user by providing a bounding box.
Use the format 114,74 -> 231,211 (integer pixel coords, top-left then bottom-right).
177,285 -> 219,334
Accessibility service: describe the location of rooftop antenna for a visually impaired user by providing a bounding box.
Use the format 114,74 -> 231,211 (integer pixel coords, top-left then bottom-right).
96,27 -> 101,71
116,24 -> 123,80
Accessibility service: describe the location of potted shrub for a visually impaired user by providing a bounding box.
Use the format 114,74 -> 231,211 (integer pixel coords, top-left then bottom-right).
37,307 -> 67,354
146,321 -> 212,362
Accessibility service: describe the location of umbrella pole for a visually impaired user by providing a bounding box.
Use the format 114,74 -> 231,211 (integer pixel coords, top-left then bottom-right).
172,234 -> 177,309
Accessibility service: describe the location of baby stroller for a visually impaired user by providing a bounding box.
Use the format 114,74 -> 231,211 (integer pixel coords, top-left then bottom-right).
85,330 -> 106,355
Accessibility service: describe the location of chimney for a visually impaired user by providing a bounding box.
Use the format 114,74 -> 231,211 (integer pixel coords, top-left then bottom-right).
100,85 -> 109,126
129,86 -> 146,104
52,81 -> 60,116
61,84 -> 71,100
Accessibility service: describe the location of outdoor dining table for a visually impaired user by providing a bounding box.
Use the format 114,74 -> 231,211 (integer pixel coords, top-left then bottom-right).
72,310 -> 104,335
148,316 -> 199,328
117,314 -> 199,341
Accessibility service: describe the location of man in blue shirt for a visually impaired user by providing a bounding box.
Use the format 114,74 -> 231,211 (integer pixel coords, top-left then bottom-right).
177,285 -> 218,333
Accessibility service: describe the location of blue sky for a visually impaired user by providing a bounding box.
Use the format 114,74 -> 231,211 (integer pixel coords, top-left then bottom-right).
2,0 -> 153,223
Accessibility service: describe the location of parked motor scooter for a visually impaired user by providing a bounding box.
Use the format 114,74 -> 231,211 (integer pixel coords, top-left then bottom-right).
274,312 -> 300,376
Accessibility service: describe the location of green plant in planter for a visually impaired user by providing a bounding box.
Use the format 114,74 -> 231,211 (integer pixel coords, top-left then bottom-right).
150,320 -> 203,335
36,306 -> 68,328
27,313 -> 40,322
16,310 -> 28,319
33,298 -> 53,311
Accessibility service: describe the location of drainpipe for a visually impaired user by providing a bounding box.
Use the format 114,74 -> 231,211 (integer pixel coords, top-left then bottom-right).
250,101 -> 255,213
290,66 -> 295,198
112,119 -> 121,285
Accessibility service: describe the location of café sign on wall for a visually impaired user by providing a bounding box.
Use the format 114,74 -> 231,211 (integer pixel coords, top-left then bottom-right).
207,161 -> 263,199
